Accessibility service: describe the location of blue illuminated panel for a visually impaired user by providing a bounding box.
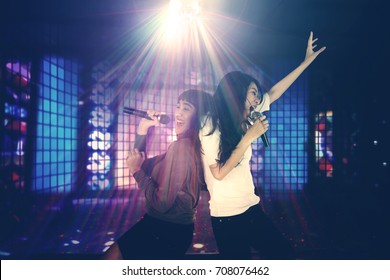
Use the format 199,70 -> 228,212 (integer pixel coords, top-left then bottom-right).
253,67 -> 308,192
32,57 -> 79,193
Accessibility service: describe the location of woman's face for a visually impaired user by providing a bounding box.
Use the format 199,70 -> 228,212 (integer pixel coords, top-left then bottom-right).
244,82 -> 261,117
175,99 -> 196,135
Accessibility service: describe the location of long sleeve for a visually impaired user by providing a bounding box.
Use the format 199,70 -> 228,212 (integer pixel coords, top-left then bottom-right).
144,139 -> 195,214
132,132 -> 164,189
132,133 -> 154,189
134,133 -> 147,152
133,168 -> 157,190
133,154 -> 165,190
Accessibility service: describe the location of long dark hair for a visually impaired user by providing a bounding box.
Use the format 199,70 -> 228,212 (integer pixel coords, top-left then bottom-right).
209,71 -> 261,166
177,89 -> 214,200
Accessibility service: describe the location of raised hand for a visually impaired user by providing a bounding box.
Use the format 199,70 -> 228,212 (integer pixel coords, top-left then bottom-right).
304,31 -> 326,65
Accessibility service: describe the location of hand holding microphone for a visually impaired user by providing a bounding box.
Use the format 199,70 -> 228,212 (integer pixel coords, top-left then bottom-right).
124,107 -> 170,135
123,107 -> 170,124
247,108 -> 270,147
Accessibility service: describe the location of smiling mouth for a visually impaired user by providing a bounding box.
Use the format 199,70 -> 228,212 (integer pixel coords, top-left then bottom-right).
176,121 -> 184,127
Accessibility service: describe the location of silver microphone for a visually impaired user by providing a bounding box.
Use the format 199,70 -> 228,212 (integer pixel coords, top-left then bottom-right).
247,107 -> 269,147
123,107 -> 170,124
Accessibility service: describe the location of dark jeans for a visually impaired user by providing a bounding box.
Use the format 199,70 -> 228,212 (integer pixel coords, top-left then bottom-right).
211,204 -> 295,260
118,214 -> 194,259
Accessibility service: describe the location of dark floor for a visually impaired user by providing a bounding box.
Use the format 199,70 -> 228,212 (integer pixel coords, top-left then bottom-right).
1,182 -> 389,260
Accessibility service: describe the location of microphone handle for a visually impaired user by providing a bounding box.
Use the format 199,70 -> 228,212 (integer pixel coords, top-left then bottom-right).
256,111 -> 270,147
123,107 -> 153,120
261,133 -> 269,147
123,107 -> 170,124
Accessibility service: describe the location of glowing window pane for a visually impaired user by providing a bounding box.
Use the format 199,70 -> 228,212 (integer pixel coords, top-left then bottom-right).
32,56 -> 79,193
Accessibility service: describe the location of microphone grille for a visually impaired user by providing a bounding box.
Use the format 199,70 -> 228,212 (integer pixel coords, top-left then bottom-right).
159,115 -> 171,124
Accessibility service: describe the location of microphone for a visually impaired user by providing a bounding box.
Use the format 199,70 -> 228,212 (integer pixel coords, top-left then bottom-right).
123,107 -> 170,124
247,108 -> 270,147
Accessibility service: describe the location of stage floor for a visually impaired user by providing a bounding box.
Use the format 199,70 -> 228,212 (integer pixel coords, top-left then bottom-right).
1,185 -> 388,260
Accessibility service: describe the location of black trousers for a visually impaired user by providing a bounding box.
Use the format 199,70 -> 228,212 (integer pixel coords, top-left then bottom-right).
118,214 -> 194,259
211,204 -> 295,260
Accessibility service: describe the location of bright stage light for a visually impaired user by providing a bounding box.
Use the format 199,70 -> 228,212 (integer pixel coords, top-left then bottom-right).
169,0 -> 201,21
163,0 -> 203,40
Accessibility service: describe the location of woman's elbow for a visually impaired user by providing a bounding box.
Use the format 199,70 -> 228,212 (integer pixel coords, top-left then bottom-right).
209,165 -> 227,181
211,172 -> 225,181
